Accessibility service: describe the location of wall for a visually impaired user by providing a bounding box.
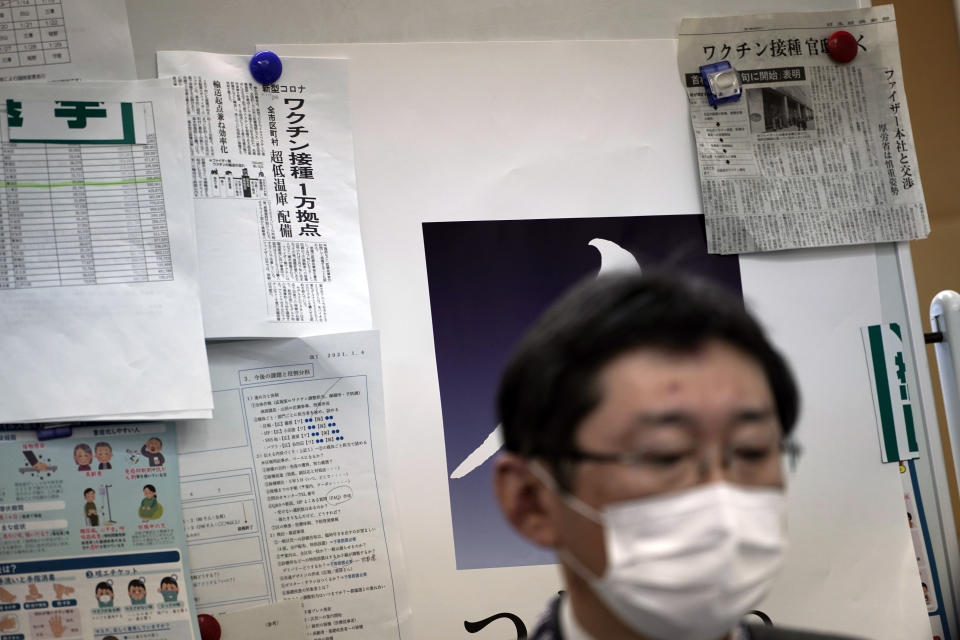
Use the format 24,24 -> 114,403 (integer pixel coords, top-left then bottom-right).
122,1 -> 958,634
878,0 -> 960,539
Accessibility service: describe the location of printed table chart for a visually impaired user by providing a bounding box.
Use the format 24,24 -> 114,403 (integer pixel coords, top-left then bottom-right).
0,105 -> 173,288
0,0 -> 69,70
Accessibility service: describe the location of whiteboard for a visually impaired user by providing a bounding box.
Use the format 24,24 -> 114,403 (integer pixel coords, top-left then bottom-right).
259,39 -> 931,639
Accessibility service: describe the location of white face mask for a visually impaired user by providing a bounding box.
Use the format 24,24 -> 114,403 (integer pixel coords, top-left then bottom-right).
544,472 -> 788,640
98,594 -> 113,604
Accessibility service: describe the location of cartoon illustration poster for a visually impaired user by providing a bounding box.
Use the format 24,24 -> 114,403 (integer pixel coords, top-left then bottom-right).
0,423 -> 199,639
422,214 -> 742,569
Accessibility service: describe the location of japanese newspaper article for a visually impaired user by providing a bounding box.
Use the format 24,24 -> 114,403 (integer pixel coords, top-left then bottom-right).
175,331 -> 408,640
0,423 -> 200,639
679,6 -> 929,254
156,52 -> 372,339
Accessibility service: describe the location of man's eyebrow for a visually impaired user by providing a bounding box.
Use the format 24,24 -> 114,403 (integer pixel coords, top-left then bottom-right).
629,407 -> 777,428
730,407 -> 778,426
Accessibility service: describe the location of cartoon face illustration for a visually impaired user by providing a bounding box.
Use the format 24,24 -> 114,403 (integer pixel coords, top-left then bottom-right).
158,577 -> 179,602
127,579 -> 146,605
0,612 -> 18,632
94,442 -> 113,464
140,438 -> 166,467
83,488 -> 99,527
73,444 -> 93,468
138,485 -> 163,521
95,582 -> 114,607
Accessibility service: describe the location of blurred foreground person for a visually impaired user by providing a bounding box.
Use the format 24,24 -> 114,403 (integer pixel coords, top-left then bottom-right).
494,273 -> 857,640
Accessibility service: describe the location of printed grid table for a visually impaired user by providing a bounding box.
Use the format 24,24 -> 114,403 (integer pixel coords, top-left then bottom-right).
0,0 -> 70,69
0,104 -> 173,288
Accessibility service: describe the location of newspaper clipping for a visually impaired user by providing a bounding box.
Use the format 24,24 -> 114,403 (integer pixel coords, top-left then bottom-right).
679,7 -> 929,254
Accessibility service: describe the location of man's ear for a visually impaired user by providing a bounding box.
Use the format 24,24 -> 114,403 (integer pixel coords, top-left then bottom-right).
493,453 -> 560,548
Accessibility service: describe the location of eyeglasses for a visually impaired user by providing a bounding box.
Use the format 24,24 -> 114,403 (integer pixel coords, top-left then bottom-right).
547,437 -> 802,490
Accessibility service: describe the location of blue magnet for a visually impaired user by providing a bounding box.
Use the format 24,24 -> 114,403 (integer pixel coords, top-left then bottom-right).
249,50 -> 283,85
700,61 -> 742,107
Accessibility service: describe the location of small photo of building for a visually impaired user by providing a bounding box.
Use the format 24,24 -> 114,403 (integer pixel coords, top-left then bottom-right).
746,85 -> 816,134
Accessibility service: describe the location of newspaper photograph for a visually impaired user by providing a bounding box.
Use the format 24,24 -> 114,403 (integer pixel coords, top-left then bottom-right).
679,6 -> 929,254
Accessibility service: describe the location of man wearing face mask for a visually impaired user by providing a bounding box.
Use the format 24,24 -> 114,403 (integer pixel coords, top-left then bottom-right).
494,272 -> 858,640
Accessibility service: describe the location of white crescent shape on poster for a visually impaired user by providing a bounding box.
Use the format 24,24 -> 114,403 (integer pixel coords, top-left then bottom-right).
450,424 -> 504,479
449,238 -> 640,479
589,237 -> 642,275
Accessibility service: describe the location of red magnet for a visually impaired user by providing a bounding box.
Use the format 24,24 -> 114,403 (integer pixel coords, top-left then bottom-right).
197,614 -> 222,640
827,30 -> 858,63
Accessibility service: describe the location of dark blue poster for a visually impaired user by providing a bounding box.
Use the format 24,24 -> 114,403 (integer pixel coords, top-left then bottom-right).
422,214 -> 742,570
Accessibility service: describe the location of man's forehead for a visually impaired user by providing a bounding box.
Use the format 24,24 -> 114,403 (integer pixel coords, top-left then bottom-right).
577,341 -> 776,442
595,341 -> 769,389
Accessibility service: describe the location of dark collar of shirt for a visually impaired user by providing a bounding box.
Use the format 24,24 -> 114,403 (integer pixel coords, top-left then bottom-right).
527,595 -> 858,640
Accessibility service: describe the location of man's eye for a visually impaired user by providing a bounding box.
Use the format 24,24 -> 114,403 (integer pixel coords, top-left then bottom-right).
733,447 -> 773,461
643,451 -> 693,467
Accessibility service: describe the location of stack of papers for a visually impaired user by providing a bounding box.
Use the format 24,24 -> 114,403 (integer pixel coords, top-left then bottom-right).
1,15 -> 374,424
0,2 -> 213,424
0,5 -> 387,640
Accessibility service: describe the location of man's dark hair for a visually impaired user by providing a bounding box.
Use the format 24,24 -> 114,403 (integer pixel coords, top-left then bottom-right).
497,272 -> 799,489
160,576 -> 178,588
95,582 -> 113,593
84,488 -> 95,497
128,579 -> 145,590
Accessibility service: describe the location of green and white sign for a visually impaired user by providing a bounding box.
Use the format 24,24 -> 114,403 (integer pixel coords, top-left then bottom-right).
4,98 -> 141,144
862,323 -> 920,463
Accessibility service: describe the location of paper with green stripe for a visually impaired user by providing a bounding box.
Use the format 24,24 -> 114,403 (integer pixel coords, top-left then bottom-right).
862,323 -> 920,463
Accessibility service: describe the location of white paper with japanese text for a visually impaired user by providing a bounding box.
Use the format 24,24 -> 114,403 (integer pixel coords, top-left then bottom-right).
176,330 -> 408,640
679,6 -> 929,254
0,423 -> 201,639
0,0 -> 136,82
217,599 -> 307,640
0,82 -> 212,423
156,51 -> 372,339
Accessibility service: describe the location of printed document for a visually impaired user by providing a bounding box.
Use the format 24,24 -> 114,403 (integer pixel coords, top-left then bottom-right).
0,0 -> 136,82
679,6 -> 929,254
0,82 -> 212,423
0,423 -> 201,639
157,51 -> 372,338
217,600 -> 307,640
176,331 -> 407,640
